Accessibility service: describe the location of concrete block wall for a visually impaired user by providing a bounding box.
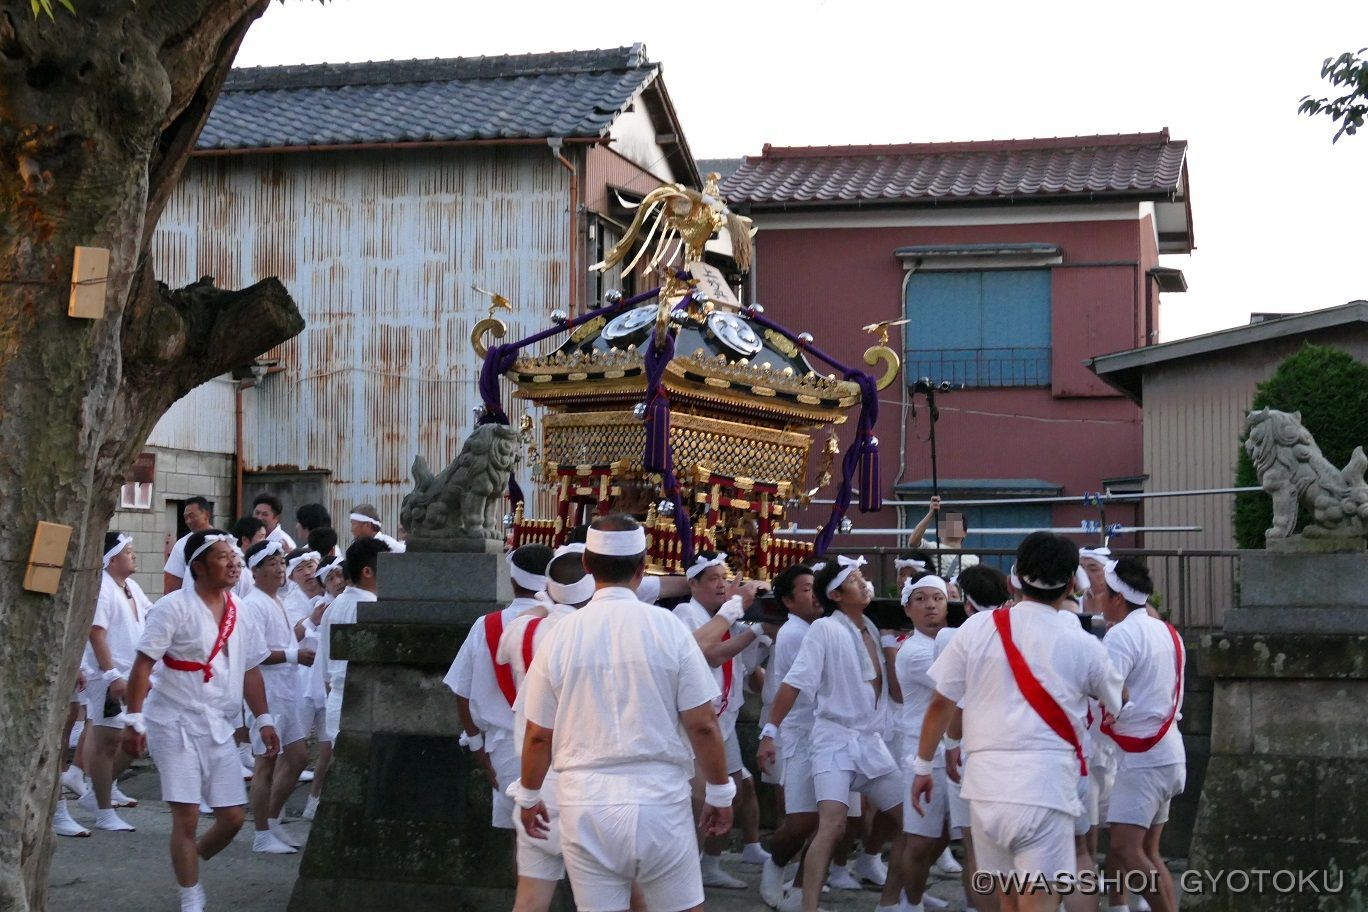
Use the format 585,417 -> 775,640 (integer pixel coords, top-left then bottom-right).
111,446 -> 233,601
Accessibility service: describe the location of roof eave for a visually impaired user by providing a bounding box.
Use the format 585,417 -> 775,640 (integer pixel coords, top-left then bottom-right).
191,135 -> 604,157
635,67 -> 700,187
732,187 -> 1182,214
1085,300 -> 1368,404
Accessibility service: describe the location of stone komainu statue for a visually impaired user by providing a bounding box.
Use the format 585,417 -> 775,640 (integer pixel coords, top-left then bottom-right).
1243,407 -> 1368,541
401,423 -> 520,543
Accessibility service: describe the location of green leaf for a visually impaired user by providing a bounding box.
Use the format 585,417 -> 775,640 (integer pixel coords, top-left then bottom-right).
58,0 -> 75,11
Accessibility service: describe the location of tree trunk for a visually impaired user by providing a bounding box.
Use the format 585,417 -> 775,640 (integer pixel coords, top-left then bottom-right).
0,3 -> 302,908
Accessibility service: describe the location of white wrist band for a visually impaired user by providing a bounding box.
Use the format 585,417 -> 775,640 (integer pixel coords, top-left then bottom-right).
285,645 -> 299,665
460,731 -> 485,752
717,596 -> 744,624
704,779 -> 737,808
911,756 -> 935,777
255,713 -> 276,730
304,618 -> 318,634
102,668 -> 123,683
760,722 -> 779,741
942,736 -> 961,750
123,712 -> 146,735
506,779 -> 542,809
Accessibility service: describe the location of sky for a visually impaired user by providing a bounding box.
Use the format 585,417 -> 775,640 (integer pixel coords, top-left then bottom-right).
235,0 -> 1368,343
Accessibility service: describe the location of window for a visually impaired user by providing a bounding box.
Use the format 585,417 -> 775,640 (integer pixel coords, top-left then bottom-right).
120,452 -> 156,510
120,482 -> 153,510
904,270 -> 1052,387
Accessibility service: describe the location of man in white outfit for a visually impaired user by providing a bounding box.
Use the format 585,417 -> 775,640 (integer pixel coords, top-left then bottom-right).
121,529 -> 280,912
913,532 -> 1124,912
240,540 -> 315,854
497,544 -> 649,912
672,551 -> 769,886
78,531 -> 150,832
1099,557 -> 1185,912
445,543 -> 553,837
758,555 -> 907,912
755,563 -> 822,908
252,492 -> 297,551
514,515 -> 734,912
314,538 -> 390,746
895,574 -> 953,912
162,496 -> 213,595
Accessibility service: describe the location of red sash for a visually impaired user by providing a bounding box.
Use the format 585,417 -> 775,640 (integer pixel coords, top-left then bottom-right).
164,594 -> 237,683
717,631 -> 734,718
485,612 -> 517,707
1101,622 -> 1184,753
522,617 -> 543,672
993,607 -> 1087,775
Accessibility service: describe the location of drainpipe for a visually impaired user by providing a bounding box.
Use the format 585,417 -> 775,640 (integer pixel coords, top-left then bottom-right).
234,381 -> 247,517
549,137 -> 579,315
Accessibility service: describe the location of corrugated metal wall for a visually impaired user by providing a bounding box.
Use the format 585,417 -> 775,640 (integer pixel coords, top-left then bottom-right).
146,377 -> 237,453
1141,327 -> 1368,625
151,147 -> 569,530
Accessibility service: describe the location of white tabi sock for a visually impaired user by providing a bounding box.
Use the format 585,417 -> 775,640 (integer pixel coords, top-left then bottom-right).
1108,906 -> 1130,912
700,853 -> 722,875
180,882 -> 205,912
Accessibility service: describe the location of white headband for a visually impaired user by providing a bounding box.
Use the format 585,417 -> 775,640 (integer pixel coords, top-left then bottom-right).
247,540 -> 284,569
585,526 -> 646,556
287,550 -> 321,577
825,555 -> 866,596
1104,560 -> 1150,606
1079,547 -> 1112,564
1012,560 -> 1072,596
809,561 -> 828,573
188,534 -> 235,566
375,532 -> 406,554
1074,566 -> 1091,592
554,543 -> 586,559
686,553 -> 728,581
350,512 -> 381,529
548,572 -> 597,605
901,574 -> 947,603
507,551 -> 547,592
894,557 -> 927,572
103,534 -> 133,569
964,591 -> 982,613
315,559 -> 341,581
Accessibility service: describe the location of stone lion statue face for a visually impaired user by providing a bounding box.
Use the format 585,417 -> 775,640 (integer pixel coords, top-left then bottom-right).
1244,408 -> 1306,468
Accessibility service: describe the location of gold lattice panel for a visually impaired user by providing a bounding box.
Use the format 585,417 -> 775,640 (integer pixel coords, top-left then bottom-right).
543,411 -> 812,487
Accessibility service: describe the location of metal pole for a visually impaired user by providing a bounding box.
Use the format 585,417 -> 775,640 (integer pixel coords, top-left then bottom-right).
811,486 -> 1263,509
786,525 -> 1203,536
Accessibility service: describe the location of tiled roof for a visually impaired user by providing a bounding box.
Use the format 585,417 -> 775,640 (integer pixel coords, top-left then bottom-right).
695,157 -> 745,181
723,131 -> 1187,208
198,45 -> 657,151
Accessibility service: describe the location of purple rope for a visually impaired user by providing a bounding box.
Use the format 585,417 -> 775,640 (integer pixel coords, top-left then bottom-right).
744,310 -> 882,555
475,287 -> 660,507
477,286 -> 662,425
641,300 -> 694,565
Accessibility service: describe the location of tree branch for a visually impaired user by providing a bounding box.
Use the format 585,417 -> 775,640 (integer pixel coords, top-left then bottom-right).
143,0 -> 270,248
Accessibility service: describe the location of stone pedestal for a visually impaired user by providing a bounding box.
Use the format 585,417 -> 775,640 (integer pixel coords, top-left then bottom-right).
1187,550 -> 1368,910
288,550 -> 530,911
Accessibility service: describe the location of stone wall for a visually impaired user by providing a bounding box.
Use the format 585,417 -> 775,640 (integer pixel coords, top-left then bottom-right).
1188,631 -> 1368,910
1163,631 -> 1213,859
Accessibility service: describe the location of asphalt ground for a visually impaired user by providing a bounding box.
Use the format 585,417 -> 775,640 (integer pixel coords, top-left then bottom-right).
48,760 -> 973,911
